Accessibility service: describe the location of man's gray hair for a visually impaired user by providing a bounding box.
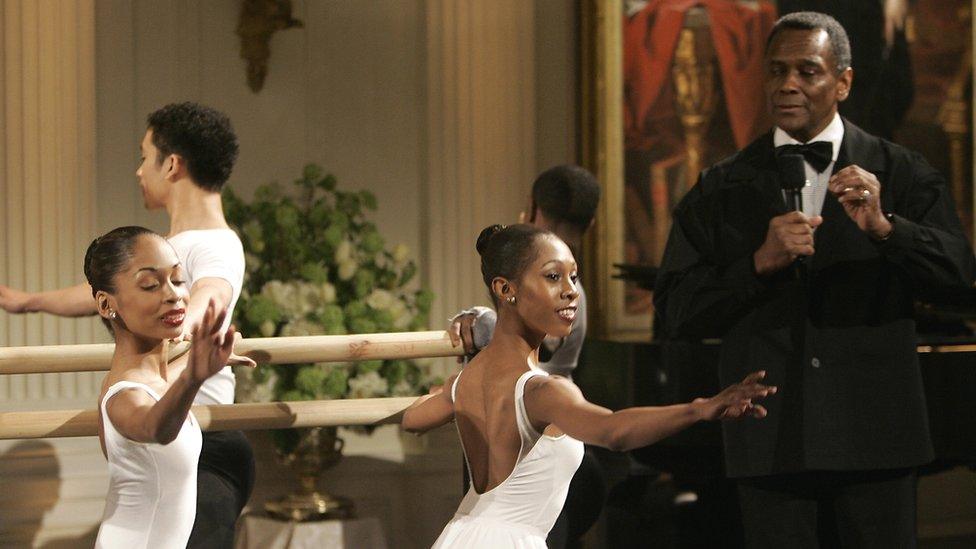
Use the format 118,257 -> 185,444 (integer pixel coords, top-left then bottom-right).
766,11 -> 852,73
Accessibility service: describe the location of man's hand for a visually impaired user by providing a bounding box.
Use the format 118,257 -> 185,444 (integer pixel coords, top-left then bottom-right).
828,165 -> 892,240
0,285 -> 33,313
448,313 -> 478,363
753,212 -> 823,276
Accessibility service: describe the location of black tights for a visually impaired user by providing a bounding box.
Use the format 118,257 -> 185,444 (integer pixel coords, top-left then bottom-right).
186,430 -> 256,549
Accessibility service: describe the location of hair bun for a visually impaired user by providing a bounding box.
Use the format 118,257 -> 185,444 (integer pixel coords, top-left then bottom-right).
476,224 -> 505,256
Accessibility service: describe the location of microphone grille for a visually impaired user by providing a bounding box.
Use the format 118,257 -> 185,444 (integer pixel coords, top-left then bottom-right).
777,153 -> 807,191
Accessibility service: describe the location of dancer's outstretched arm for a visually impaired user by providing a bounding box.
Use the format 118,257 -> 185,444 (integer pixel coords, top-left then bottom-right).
0,282 -> 96,316
105,300 -> 234,444
524,371 -> 775,452
402,373 -> 460,434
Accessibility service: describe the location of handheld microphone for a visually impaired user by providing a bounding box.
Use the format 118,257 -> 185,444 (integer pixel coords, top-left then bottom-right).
777,153 -> 808,213
776,153 -> 810,275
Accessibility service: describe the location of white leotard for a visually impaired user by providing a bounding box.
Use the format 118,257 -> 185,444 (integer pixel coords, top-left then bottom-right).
432,369 -> 584,548
95,381 -> 202,549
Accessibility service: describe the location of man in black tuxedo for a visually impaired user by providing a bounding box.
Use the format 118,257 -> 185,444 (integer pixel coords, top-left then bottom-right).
654,12 -> 974,548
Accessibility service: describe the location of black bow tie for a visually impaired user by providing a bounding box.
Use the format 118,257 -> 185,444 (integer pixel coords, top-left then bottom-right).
775,141 -> 833,173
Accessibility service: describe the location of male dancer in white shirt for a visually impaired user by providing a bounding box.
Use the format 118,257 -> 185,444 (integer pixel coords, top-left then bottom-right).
0,102 -> 250,548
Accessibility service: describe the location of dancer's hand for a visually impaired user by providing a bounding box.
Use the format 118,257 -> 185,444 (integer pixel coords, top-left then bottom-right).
226,332 -> 257,368
186,299 -> 236,384
170,325 -> 193,344
0,285 -> 32,313
695,371 -> 776,421
447,313 -> 478,362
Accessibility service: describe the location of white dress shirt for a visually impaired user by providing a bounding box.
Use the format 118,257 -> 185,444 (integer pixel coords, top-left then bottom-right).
773,112 -> 844,217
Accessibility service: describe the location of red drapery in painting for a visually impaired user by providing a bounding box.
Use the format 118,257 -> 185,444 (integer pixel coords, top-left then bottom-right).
624,0 -> 776,152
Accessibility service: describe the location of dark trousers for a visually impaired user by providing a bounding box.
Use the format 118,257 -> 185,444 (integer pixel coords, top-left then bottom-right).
187,430 -> 256,549
737,469 -> 917,549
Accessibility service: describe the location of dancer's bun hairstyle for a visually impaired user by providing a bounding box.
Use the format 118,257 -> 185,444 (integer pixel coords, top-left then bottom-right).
84,226 -> 157,297
476,224 -> 550,305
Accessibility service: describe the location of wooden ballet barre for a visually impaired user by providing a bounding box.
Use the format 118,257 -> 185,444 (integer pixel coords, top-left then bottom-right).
0,396 -> 418,440
0,330 -> 463,375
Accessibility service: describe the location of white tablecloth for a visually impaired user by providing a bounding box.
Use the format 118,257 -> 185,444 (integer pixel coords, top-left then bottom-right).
235,514 -> 387,549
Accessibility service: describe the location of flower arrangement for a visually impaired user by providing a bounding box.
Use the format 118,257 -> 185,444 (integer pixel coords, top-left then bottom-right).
223,164 -> 436,450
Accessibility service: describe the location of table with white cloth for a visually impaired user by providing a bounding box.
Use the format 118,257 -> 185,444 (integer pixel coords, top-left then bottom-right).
235,514 -> 387,549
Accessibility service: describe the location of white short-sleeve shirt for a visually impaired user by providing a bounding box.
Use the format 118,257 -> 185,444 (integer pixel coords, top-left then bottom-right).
168,228 -> 245,405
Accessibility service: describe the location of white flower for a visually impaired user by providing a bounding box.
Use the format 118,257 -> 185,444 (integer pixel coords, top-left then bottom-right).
347,370 -> 389,399
366,289 -> 395,310
388,299 -> 407,319
296,282 -> 323,314
314,361 -> 348,369
391,379 -> 415,396
393,311 -> 413,330
260,319 -> 276,337
319,282 -> 336,304
263,280 -> 320,318
261,280 -> 295,314
244,252 -> 262,274
338,259 -> 357,281
335,239 -> 353,263
281,319 -> 326,337
234,367 -> 277,403
393,243 -> 410,264
388,299 -> 412,329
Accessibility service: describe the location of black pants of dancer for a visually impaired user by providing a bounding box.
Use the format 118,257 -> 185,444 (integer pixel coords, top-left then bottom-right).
737,468 -> 917,549
186,430 -> 256,549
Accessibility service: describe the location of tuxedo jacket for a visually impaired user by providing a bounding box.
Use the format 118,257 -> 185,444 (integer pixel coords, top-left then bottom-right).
654,120 -> 975,478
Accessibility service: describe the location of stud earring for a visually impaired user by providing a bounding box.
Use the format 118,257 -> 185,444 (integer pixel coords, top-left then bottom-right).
109,310 -> 117,320
507,296 -> 516,305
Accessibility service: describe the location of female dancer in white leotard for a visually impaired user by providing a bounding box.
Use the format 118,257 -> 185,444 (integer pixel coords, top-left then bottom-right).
86,226 -> 251,549
403,224 -> 776,548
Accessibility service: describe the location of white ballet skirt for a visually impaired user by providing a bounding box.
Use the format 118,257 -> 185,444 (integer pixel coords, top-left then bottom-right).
95,381 -> 202,549
432,369 -> 584,548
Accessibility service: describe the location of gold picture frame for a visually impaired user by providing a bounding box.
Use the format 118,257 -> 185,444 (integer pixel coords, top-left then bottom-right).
581,0 -> 632,341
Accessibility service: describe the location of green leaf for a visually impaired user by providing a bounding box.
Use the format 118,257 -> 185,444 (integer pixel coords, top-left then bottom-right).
294,365 -> 327,396
353,269 -> 376,298
322,225 -> 344,247
243,295 -> 281,325
357,360 -> 383,373
359,190 -> 378,211
344,300 -> 368,321
299,262 -> 329,284
303,164 -> 323,182
348,317 -> 377,334
415,288 -> 434,313
322,368 -> 349,398
398,262 -> 417,286
360,230 -> 384,254
318,173 -> 337,191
